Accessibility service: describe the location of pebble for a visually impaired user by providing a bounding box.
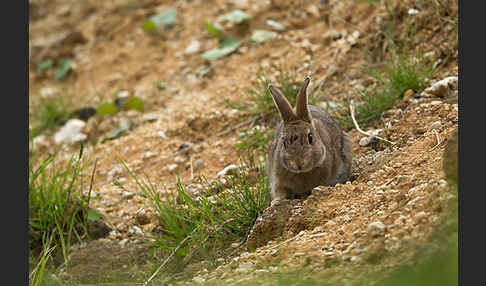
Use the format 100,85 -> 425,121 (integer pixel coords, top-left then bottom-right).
192,276 -> 205,284
430,121 -> 442,129
174,156 -> 186,163
184,39 -> 201,55
142,113 -> 159,122
54,119 -> 87,144
422,76 -> 458,97
143,151 -> 156,159
359,137 -> 371,147
403,89 -> 415,101
250,30 -> 278,44
157,131 -> 167,139
167,164 -> 178,171
368,221 -> 386,236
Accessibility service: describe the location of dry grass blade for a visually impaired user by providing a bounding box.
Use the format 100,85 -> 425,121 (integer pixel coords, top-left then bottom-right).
349,100 -> 396,145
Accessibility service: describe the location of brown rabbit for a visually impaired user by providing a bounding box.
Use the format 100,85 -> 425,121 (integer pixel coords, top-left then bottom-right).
267,76 -> 352,201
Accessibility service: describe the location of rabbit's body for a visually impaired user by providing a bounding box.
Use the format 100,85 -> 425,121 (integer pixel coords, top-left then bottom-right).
267,77 -> 352,201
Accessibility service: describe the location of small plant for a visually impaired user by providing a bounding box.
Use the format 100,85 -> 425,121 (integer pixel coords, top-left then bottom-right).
234,126 -> 274,163
122,160 -> 270,274
336,45 -> 433,129
29,145 -> 93,267
30,95 -> 71,138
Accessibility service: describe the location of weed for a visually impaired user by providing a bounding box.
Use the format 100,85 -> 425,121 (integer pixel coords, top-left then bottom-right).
122,160 -> 270,275
336,44 -> 433,129
234,126 -> 274,163
30,95 -> 71,138
29,145 -> 92,267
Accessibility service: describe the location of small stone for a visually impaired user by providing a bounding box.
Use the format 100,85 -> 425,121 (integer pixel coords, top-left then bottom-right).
251,30 -> 278,44
54,119 -> 87,144
423,76 -> 458,98
142,113 -> 159,122
368,221 -> 386,237
359,137 -> 371,147
174,156 -> 185,163
403,89 -> 415,101
167,164 -> 178,171
236,262 -> 254,273
408,8 -> 419,15
157,131 -> 167,139
430,121 -> 442,130
32,135 -> 48,149
143,151 -> 156,159
122,191 -> 134,200
192,276 -> 205,284
184,39 -> 201,55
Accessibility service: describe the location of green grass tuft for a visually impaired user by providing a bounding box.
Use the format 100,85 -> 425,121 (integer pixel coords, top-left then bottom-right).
29,145 -> 92,268
122,160 -> 270,275
30,96 -> 71,138
336,46 -> 433,130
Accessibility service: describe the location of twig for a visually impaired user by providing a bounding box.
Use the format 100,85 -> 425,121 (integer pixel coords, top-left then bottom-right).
143,234 -> 193,286
349,101 -> 396,145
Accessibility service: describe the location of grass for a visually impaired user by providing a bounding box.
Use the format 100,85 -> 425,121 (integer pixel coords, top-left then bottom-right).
30,95 -> 71,138
122,159 -> 271,277
29,144 -> 95,285
336,39 -> 434,130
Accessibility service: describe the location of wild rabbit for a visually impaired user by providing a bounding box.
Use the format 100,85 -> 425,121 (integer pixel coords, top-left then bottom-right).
267,76 -> 352,201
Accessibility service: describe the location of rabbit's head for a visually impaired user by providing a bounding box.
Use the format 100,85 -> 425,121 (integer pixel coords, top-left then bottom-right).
269,77 -> 326,173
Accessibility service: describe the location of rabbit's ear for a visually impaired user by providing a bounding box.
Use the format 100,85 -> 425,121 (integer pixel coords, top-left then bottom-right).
296,77 -> 312,122
269,84 -> 297,123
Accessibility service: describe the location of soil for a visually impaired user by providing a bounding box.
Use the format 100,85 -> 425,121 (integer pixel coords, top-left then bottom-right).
29,0 -> 458,284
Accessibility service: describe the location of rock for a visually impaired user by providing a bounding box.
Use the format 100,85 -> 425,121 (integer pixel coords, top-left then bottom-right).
251,30 -> 278,44
184,39 -> 201,55
430,121 -> 442,130
246,199 -> 294,251
193,276 -> 205,284
403,89 -> 415,101
142,113 -> 159,122
54,119 -> 87,144
157,131 -> 167,139
359,137 -> 371,147
408,8 -> 419,15
367,221 -> 386,237
422,76 -> 458,98
167,164 -> 178,172
135,210 -> 150,225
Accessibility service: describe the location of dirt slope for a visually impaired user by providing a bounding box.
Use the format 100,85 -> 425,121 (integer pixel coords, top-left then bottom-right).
29,0 -> 458,284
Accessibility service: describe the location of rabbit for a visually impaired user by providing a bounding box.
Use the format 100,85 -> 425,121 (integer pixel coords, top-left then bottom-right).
267,76 -> 353,201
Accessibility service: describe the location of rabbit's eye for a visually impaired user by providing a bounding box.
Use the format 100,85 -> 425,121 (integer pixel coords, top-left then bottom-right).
308,133 -> 313,144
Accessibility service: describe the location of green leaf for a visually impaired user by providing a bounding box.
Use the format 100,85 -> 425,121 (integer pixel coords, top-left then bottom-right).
53,58 -> 72,81
87,209 -> 102,221
103,120 -> 132,142
36,59 -> 54,74
266,19 -> 286,31
97,103 -> 119,116
122,97 -> 144,111
144,8 -> 177,31
201,39 -> 241,60
222,10 -> 251,24
154,80 -> 167,90
204,21 -> 222,37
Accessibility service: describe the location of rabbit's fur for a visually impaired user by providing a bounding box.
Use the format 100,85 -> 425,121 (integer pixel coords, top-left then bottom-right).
267,77 -> 352,201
